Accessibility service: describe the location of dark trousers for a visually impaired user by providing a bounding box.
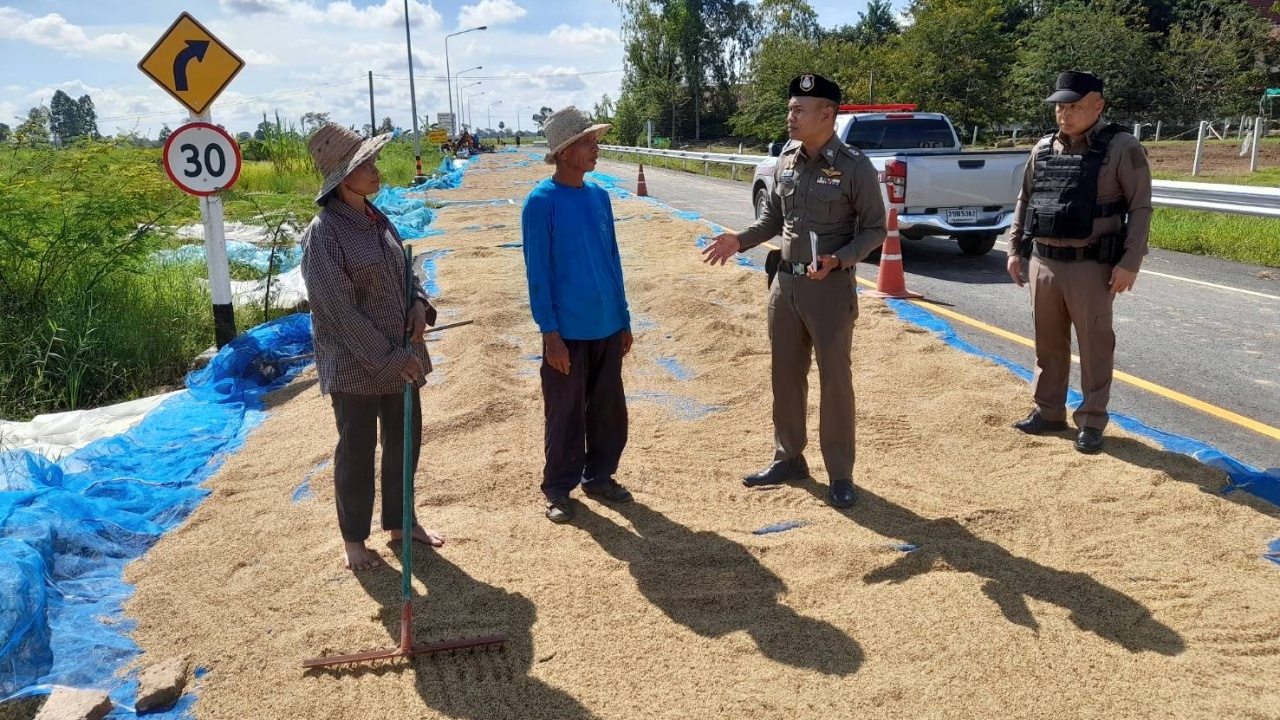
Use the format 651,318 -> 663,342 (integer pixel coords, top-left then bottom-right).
540,331 -> 628,499
330,389 -> 422,542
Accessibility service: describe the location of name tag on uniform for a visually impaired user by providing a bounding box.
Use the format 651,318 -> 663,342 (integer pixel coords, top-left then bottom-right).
780,169 -> 795,184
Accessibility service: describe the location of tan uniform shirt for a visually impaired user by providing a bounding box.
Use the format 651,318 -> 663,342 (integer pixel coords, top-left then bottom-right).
301,200 -> 433,396
1008,117 -> 1153,273
740,134 -> 887,267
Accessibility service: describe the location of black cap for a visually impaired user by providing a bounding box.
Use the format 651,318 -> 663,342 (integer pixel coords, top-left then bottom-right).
789,74 -> 841,104
1045,71 -> 1104,103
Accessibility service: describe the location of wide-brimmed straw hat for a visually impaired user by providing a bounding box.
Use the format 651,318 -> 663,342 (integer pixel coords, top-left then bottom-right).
308,123 -> 393,203
543,107 -> 611,164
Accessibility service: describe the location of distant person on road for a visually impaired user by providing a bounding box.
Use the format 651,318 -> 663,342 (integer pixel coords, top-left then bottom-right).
520,107 -> 635,524
1007,71 -> 1152,454
701,74 -> 886,509
300,123 -> 444,572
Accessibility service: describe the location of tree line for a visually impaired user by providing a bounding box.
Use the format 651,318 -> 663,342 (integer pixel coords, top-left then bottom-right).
605,0 -> 1280,145
3,90 -> 100,147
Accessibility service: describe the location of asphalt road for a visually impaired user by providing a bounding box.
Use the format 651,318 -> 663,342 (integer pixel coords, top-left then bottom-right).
595,158 -> 1280,472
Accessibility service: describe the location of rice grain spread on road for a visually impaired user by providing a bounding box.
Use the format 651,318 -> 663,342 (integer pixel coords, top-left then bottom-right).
123,152 -> 1280,720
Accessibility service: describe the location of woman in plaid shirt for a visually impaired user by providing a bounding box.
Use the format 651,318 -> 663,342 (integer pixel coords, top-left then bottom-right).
301,124 -> 444,572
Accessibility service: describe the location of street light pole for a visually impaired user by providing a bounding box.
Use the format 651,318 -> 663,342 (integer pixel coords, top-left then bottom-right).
454,66 -> 482,122
488,100 -> 502,133
516,105 -> 530,138
457,82 -> 481,131
403,0 -> 425,180
466,92 -> 485,131
445,26 -> 487,138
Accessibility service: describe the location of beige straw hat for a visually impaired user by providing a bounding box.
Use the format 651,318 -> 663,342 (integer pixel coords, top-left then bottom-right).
542,107 -> 611,164
308,123 -> 393,203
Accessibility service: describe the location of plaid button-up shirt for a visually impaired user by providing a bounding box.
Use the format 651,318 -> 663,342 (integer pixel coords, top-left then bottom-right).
301,199 -> 433,396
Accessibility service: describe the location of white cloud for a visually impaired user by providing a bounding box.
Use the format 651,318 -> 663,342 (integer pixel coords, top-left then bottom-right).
548,24 -> 619,46
457,0 -> 526,29
240,49 -> 280,66
507,66 -> 588,94
217,0 -> 442,30
219,0 -> 293,13
0,8 -> 145,55
338,42 -> 443,74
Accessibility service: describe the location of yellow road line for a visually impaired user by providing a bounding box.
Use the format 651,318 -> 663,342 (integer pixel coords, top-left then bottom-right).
849,277 -> 1280,441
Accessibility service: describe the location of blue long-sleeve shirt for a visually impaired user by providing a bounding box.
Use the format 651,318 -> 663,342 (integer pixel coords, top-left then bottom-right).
521,178 -> 631,340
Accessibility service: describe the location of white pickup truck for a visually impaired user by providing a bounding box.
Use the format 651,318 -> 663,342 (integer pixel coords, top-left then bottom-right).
751,107 -> 1030,255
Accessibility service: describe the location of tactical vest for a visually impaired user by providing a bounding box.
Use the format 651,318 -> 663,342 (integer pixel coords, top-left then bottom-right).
1023,123 -> 1127,242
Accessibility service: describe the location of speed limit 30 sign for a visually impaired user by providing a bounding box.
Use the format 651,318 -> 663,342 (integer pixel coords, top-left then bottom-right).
163,122 -> 242,196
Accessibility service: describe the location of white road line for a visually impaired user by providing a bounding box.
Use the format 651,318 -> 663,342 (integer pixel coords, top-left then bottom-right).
992,240 -> 1280,301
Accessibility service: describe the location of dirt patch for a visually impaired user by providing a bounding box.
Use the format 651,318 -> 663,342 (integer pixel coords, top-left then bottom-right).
123,151 -> 1280,719
1147,141 -> 1280,177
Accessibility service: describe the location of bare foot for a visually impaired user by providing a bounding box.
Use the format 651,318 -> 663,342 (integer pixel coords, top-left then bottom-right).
343,541 -> 379,571
389,523 -> 445,548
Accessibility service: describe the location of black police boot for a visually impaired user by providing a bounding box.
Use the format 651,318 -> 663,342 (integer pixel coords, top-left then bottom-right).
743,456 -> 810,487
827,479 -> 857,509
1013,410 -> 1069,436
1075,427 -> 1105,454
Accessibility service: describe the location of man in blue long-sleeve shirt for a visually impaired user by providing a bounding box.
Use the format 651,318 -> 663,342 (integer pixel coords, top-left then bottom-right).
521,107 -> 635,524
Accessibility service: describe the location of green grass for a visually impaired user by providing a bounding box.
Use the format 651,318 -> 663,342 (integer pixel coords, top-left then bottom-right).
1150,210 -> 1280,267
0,135 -> 447,421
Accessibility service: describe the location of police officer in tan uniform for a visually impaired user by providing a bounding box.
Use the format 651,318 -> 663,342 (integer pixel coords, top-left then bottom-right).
1007,71 -> 1152,454
703,74 -> 886,508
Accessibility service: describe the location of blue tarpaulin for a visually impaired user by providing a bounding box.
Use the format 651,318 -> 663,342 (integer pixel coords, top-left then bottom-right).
0,314 -> 315,711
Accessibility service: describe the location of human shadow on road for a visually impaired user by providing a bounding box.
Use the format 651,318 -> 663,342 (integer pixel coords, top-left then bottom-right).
794,479 -> 1186,656
1101,436 -> 1280,520
575,501 -> 863,676
340,550 -> 596,720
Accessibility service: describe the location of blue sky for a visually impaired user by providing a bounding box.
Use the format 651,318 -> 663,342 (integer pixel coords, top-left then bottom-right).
2,1 -> 890,137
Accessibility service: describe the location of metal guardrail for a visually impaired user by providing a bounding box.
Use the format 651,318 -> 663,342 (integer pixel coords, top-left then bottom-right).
599,144 -> 1280,218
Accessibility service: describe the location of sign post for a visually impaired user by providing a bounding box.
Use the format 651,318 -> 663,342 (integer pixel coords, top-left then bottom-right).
139,13 -> 245,348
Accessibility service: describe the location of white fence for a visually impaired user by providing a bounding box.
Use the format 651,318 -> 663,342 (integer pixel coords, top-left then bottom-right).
599,144 -> 1280,218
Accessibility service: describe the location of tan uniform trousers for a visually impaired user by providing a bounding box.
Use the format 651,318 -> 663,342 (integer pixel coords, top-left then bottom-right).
768,269 -> 857,479
1029,255 -> 1116,430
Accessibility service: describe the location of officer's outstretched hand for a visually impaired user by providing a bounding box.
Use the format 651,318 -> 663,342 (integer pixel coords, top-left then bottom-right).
1006,256 -> 1025,288
1110,266 -> 1138,294
702,232 -> 742,266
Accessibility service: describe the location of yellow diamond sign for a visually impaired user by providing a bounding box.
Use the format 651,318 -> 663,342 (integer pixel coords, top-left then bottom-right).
138,12 -> 245,116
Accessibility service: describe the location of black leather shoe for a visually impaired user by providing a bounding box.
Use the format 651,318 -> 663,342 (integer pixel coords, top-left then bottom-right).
582,478 -> 633,503
743,456 -> 810,487
1075,427 -> 1104,454
1013,411 -> 1069,435
545,497 -> 575,523
827,479 -> 857,509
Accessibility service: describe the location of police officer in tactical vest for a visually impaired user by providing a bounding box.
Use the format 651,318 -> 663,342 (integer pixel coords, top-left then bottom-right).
702,74 -> 886,508
1007,70 -> 1152,454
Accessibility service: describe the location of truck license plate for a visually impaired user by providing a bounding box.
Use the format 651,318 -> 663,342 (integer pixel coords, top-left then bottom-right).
946,209 -> 977,224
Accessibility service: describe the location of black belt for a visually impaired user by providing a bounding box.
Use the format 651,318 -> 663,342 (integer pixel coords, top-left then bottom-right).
777,260 -> 848,275
1034,242 -> 1100,262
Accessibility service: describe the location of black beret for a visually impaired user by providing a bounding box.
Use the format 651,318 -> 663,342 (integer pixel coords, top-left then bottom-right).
789,74 -> 841,104
1045,71 -> 1104,103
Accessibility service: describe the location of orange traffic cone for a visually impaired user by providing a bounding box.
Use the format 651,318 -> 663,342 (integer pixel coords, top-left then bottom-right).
864,209 -> 922,299
636,163 -> 649,197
